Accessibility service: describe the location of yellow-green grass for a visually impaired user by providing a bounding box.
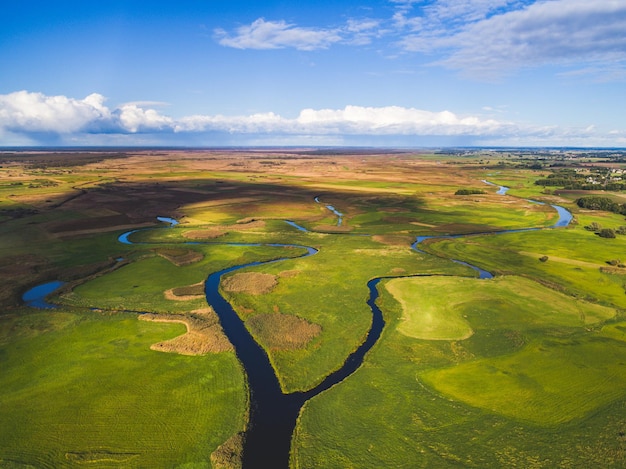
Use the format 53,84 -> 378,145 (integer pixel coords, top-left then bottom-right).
600,321 -> 626,342
60,255 -> 208,313
425,223 -> 626,309
385,276 -> 473,340
0,309 -> 245,468
386,276 -> 614,341
60,244 -> 299,313
221,234 -> 473,392
411,194 -> 557,233
294,273 -> 626,468
421,336 -> 626,425
180,197 -> 321,226
478,171 -> 552,199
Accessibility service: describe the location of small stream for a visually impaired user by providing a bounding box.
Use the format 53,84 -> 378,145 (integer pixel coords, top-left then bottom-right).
314,196 -> 343,226
412,182 -> 573,279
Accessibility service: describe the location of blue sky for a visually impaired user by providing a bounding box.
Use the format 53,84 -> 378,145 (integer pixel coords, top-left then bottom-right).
1,0 -> 626,147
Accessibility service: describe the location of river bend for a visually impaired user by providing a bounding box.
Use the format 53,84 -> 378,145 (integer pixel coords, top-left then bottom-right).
26,184 -> 572,468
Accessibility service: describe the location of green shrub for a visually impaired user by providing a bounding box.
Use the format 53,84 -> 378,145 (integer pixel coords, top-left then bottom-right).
455,189 -> 486,195
599,228 -> 616,239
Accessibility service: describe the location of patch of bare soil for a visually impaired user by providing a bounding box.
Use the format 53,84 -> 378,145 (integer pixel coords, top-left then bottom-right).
139,308 -> 233,354
210,432 -> 244,469
163,282 -> 206,300
221,272 -> 277,295
247,313 -> 322,350
410,221 -> 436,227
182,228 -> 227,239
155,248 -> 203,266
372,234 -> 415,246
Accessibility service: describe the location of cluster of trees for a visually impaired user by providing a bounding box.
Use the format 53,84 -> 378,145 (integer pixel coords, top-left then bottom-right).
534,172 -> 626,191
576,196 -> 626,215
454,189 -> 486,195
583,221 -> 626,239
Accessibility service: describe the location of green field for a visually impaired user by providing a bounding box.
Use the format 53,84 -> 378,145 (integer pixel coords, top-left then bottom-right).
4,150 -> 626,468
293,275 -> 625,467
0,309 -> 245,468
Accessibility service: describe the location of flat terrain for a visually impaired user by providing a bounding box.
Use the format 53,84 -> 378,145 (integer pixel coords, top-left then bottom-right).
2,148 -> 626,467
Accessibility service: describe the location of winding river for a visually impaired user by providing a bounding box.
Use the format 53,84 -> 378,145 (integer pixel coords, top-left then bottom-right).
24,183 -> 572,468
115,220 -> 384,467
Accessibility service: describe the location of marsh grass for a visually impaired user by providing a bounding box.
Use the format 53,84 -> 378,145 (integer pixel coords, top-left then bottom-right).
59,244 -> 296,313
222,272 -> 278,295
154,247 -> 203,266
385,277 -> 474,340
246,313 -> 321,350
140,308 -> 234,354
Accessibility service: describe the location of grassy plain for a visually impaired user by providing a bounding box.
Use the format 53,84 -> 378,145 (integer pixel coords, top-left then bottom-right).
2,149 -> 626,467
0,309 -> 245,468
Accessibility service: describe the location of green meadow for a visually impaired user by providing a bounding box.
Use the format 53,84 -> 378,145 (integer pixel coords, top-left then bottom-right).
424,224 -> 626,309
0,309 -> 245,468
293,274 -> 625,468
220,234 -> 471,392
4,150 -> 626,468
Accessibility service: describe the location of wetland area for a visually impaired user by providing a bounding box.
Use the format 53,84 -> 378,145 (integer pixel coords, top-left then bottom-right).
3,148 -> 626,468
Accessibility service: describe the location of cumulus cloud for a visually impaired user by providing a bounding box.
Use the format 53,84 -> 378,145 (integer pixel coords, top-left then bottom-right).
0,90 -> 621,146
0,91 -> 175,135
0,91 -> 111,133
292,105 -> 510,135
173,105 -> 513,137
117,104 -> 173,133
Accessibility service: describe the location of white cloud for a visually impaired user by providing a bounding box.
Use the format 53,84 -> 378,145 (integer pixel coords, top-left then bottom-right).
117,104 -> 173,133
292,105 -> 509,135
1,91 -> 623,147
174,105 -> 512,136
215,18 -> 343,51
0,91 -> 111,133
215,15 -> 389,50
214,2 -> 626,79
398,0 -> 626,78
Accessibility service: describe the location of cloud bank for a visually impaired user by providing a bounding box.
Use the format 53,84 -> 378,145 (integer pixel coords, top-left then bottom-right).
0,91 -> 622,147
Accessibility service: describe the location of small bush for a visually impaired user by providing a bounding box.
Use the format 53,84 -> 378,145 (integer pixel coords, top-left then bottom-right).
455,189 -> 486,195
598,228 -> 616,239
